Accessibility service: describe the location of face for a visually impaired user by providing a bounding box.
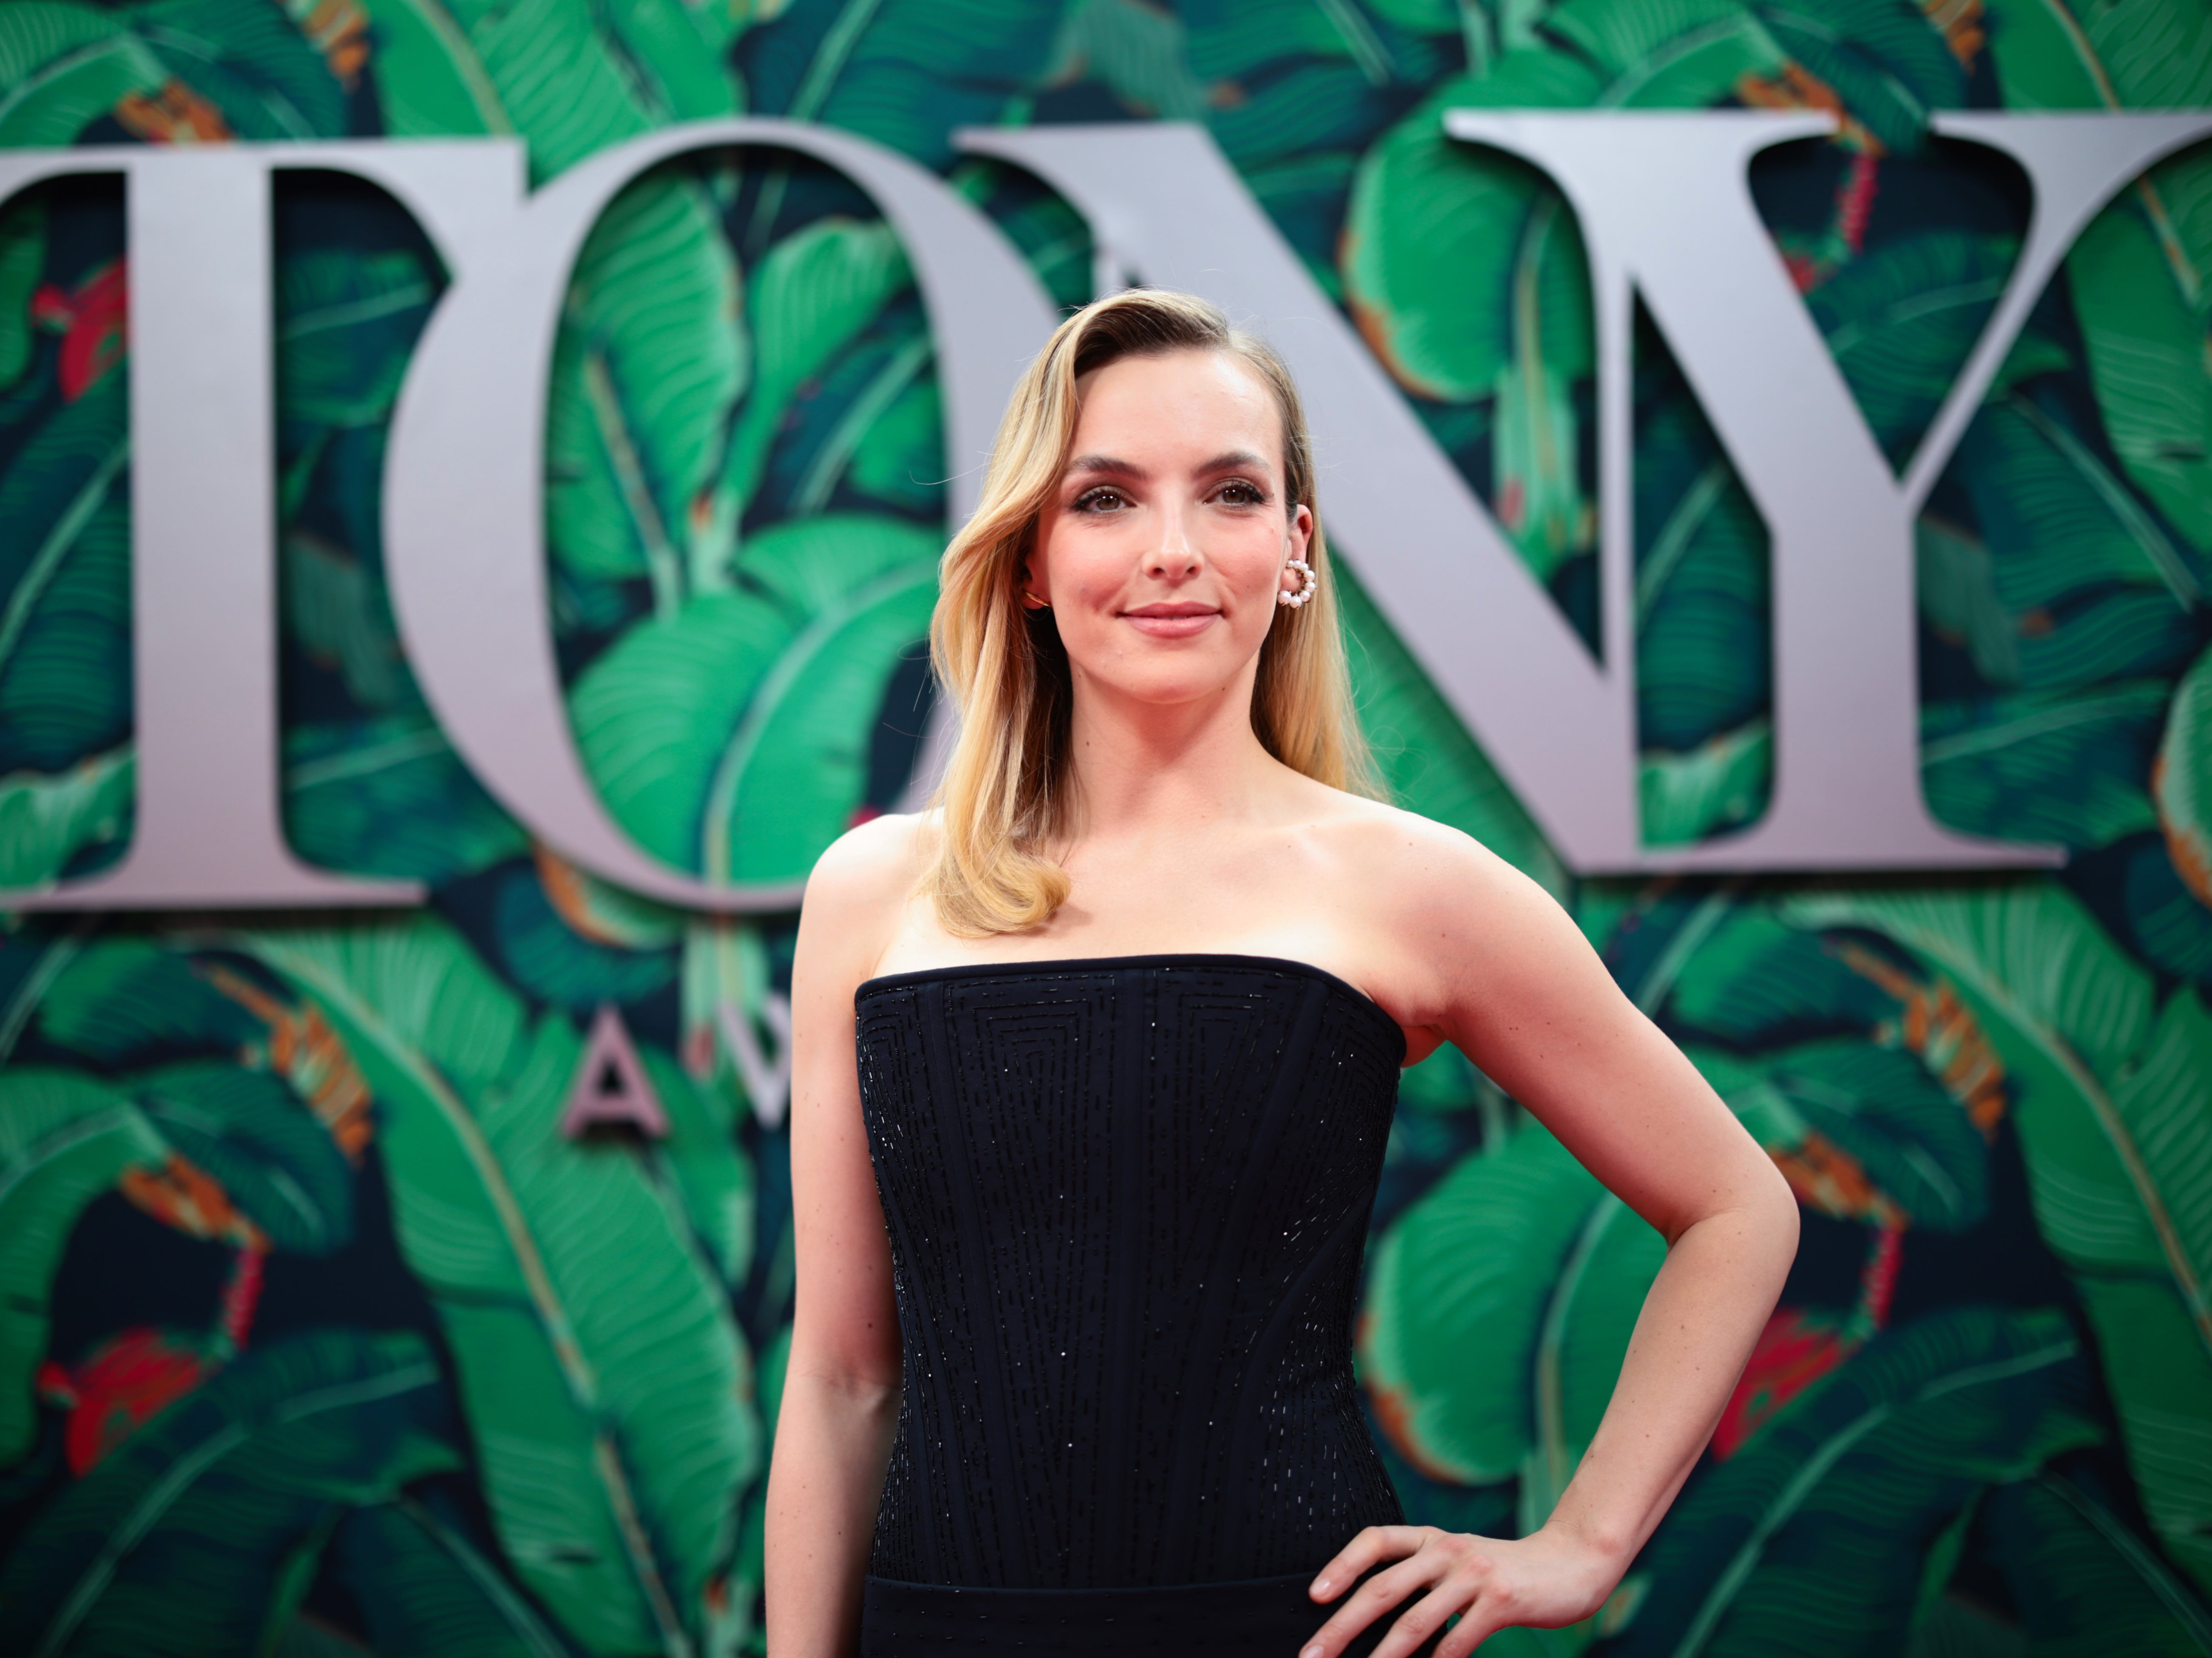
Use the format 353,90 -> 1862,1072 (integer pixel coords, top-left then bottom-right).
1025,348 -> 1312,711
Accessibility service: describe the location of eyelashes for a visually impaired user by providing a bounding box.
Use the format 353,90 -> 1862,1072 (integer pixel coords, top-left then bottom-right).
1068,481 -> 1269,513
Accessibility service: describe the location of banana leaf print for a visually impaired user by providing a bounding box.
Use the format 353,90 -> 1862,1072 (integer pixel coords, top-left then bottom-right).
4,0 -> 2212,1651
221,916 -> 761,1655
0,1329 -> 460,1658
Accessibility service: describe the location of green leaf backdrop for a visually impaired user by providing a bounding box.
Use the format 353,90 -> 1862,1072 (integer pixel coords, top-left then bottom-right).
0,0 -> 2209,1652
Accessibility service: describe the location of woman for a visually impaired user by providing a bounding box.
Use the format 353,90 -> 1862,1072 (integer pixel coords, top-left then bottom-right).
764,289 -> 1798,1658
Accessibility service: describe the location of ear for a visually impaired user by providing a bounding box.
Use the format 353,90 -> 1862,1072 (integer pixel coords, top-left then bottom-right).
1286,502 -> 1314,562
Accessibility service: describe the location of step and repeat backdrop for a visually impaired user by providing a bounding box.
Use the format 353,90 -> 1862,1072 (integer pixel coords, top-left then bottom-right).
2,0 -> 2210,1653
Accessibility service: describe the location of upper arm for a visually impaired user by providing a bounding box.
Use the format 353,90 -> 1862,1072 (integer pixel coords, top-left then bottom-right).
785,817 -> 919,1389
1397,837 -> 1786,1243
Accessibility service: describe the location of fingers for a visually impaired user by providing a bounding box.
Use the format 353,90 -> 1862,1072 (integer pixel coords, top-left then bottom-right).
1298,1550 -> 1442,1658
1309,1526 -> 1429,1603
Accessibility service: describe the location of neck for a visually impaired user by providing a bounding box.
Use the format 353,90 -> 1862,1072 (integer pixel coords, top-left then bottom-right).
1061,664 -> 1278,843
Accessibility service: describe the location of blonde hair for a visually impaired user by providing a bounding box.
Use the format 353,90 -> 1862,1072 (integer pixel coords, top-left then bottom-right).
925,288 -> 1377,937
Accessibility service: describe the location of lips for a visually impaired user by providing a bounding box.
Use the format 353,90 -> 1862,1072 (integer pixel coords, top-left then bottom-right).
1121,602 -> 1220,639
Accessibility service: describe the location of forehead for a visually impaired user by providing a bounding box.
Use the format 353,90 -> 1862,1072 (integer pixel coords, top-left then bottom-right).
1069,349 -> 1283,470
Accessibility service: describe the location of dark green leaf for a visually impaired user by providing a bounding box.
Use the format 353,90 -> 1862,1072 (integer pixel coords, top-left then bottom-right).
0,1329 -> 460,1658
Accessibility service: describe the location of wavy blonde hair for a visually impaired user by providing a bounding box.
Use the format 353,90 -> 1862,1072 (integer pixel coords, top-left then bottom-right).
925,288 -> 1376,936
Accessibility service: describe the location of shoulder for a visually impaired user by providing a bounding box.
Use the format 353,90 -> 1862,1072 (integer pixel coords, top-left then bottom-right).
1302,787 -> 1545,913
795,812 -> 937,987
805,809 -> 935,908
1295,786 -> 1591,1001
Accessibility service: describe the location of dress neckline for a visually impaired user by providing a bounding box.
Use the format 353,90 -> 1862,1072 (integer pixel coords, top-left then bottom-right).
856,952 -> 1405,1062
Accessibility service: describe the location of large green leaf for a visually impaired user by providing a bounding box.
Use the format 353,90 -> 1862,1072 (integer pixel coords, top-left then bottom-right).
284,716 -> 527,884
1661,906 -> 1901,1047
0,1329 -> 459,1658
353,0 -> 511,136
228,917 -> 760,1655
1636,396 -> 1771,755
0,9 -> 167,148
598,0 -> 744,122
547,170 -> 744,604
1920,681 -> 2169,851
1750,0 -> 1963,153
1781,886 -> 2212,1591
718,217 -> 910,531
0,378 -> 131,775
2156,642 -> 2212,910
569,588 -> 797,874
277,249 -> 438,437
1810,232 -> 2018,469
0,745 -> 131,889
1690,1037 -> 1989,1231
1978,1473 -> 2212,1657
127,1059 -> 355,1256
571,514 -> 940,887
1361,1119 -> 1664,1497
746,0 -> 1065,168
334,1499 -> 576,1658
1953,397 -> 2202,615
0,194 -> 46,391
2070,1276 -> 2212,1598
2067,151 -> 2212,557
717,514 -> 939,882
1339,559 -> 1567,893
488,861 -> 678,1010
1606,1307 -> 2100,1658
1342,55 -> 1598,404
1640,720 -> 1771,847
34,937 -> 263,1064
135,0 -> 350,139
429,0 -> 655,179
0,1067 -> 168,1467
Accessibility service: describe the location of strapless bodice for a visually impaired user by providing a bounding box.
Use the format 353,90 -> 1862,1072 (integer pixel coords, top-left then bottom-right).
854,954 -> 1406,1590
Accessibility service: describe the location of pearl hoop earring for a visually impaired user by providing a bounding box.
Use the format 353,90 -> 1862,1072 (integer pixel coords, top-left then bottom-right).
1277,557 -> 1317,609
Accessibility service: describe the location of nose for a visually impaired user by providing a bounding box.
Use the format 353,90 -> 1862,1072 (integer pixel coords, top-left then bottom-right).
1144,498 -> 1202,582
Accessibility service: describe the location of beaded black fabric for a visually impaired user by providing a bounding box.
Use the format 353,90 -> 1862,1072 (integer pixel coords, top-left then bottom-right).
855,954 -> 1408,1591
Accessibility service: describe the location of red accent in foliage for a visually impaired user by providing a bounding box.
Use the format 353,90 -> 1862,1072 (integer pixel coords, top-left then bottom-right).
847,804 -> 885,830
1859,1221 -> 1903,1329
1837,152 -> 1880,258
1710,1307 -> 1855,1461
33,259 -> 128,402
54,1329 -> 210,1475
219,1244 -> 267,1352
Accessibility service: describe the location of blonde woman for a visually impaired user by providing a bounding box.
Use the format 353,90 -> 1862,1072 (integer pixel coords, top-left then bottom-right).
764,290 -> 1797,1658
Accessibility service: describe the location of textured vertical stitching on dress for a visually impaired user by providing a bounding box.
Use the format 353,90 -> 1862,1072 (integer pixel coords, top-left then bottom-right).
1155,972 -> 1329,1567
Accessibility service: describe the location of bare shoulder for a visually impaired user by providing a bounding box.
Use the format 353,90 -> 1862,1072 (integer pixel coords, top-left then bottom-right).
1303,787 -> 1546,912
1295,786 -> 1590,1008
795,812 -> 936,988
806,809 -> 934,908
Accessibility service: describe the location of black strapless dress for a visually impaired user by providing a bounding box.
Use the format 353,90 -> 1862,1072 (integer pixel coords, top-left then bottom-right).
854,955 -> 1433,1656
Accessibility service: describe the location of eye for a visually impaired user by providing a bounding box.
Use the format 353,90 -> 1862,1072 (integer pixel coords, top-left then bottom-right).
1073,486 -> 1130,514
1215,480 -> 1266,506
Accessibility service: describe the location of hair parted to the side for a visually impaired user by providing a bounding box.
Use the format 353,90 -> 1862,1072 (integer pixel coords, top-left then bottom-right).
925,287 -> 1380,937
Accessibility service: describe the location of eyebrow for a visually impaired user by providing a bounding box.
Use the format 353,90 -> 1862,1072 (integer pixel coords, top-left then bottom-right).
1063,449 -> 1274,482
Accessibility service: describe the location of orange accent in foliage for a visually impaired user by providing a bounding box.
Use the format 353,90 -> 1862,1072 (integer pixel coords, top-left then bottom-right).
203,964 -> 375,1161
1838,943 -> 2010,1137
46,1329 -> 212,1474
1771,1128 -> 1894,1226
1735,63 -> 1881,156
114,79 -> 233,145
1922,0 -> 1986,70
295,0 -> 370,90
32,260 -> 128,402
2153,753 -> 2212,909
121,1153 -> 268,1249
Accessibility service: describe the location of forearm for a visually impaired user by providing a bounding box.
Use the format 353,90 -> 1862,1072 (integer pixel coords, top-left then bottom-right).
764,1370 -> 901,1657
1544,1186 -> 1798,1571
